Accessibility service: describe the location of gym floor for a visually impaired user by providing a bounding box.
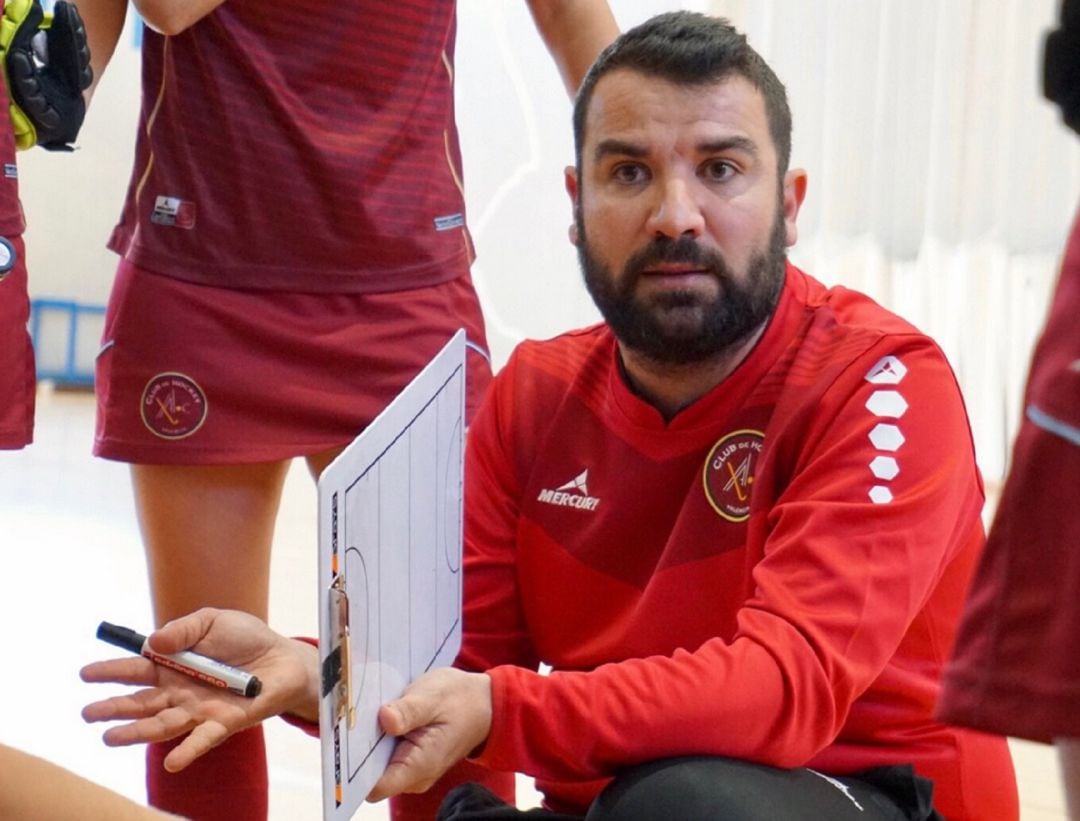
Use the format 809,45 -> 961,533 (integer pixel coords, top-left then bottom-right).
0,388 -> 1066,820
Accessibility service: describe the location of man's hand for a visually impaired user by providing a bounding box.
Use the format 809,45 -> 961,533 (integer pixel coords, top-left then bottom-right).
1,0 -> 92,150
80,608 -> 320,773
367,668 -> 493,802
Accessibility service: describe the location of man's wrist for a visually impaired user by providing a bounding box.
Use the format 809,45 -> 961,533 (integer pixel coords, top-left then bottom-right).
286,637 -> 321,724
465,672 -> 495,759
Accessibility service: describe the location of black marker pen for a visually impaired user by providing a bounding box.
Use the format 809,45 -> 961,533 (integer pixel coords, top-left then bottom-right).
96,621 -> 262,698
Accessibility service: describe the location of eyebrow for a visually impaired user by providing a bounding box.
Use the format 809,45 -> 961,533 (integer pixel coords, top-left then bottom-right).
592,135 -> 760,163
699,136 -> 758,157
593,139 -> 647,162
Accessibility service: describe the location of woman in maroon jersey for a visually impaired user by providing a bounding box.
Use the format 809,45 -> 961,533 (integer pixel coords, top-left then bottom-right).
74,1 -> 618,819
0,0 -> 92,447
938,3 -> 1080,818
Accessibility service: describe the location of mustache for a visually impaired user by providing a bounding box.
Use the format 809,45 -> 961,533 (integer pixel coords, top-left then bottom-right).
623,236 -> 732,282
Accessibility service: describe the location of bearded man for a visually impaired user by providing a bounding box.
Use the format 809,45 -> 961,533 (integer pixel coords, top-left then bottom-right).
82,12 -> 1017,821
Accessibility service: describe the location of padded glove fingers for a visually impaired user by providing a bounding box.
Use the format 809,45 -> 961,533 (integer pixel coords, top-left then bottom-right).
2,0 -> 93,151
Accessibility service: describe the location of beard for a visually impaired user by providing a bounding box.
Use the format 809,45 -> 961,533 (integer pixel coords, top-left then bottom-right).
577,203 -> 788,366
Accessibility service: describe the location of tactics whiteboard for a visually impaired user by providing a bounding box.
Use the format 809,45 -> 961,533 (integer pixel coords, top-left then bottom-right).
316,331 -> 465,821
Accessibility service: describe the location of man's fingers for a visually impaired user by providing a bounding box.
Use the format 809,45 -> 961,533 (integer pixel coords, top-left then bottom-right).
380,684 -> 441,738
162,721 -> 231,772
149,607 -> 221,655
80,657 -> 157,687
369,670 -> 493,801
368,724 -> 452,801
367,765 -> 404,802
377,702 -> 409,736
367,738 -> 424,802
99,705 -> 196,748
81,687 -> 173,723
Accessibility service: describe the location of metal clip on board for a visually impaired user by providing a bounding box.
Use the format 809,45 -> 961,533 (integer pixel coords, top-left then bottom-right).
322,573 -> 356,729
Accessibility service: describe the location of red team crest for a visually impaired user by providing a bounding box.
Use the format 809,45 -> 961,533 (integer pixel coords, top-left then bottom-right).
141,373 -> 207,439
703,429 -> 765,522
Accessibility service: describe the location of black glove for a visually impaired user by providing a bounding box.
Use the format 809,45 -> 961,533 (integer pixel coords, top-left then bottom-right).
2,0 -> 92,151
1044,0 -> 1080,136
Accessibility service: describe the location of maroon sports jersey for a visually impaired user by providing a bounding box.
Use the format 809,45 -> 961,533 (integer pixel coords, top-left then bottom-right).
109,0 -> 470,293
0,0 -> 30,450
939,209 -> 1080,741
0,0 -> 24,237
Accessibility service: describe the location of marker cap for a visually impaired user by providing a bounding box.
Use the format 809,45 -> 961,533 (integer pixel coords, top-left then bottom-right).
97,621 -> 147,655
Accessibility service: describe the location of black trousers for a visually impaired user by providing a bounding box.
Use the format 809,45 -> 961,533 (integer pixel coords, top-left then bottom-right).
437,757 -> 943,821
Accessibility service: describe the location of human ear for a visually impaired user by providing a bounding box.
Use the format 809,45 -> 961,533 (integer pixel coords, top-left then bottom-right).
782,168 -> 808,247
565,165 -> 581,246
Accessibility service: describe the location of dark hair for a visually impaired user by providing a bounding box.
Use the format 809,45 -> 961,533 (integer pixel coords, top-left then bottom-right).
573,11 -> 792,175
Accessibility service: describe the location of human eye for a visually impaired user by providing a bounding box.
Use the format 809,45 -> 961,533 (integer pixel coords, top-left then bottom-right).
700,159 -> 736,182
610,162 -> 649,185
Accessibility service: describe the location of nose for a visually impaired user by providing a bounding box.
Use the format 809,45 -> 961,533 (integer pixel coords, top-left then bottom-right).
645,177 -> 705,240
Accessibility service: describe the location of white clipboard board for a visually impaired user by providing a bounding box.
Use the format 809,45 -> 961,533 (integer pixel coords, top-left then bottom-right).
316,330 -> 466,820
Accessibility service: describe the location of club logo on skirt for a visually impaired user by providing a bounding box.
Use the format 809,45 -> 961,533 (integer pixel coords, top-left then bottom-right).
141,373 -> 208,439
703,429 -> 765,522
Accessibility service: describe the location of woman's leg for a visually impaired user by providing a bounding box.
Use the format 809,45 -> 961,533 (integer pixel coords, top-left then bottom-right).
133,459 -> 291,821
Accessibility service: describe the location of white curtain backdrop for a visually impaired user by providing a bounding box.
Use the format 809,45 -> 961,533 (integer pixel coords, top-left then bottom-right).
454,0 -> 1080,484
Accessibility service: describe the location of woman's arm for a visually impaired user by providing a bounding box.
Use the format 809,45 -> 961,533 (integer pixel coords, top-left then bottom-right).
525,0 -> 618,95
0,743 -> 182,820
130,0 -> 227,37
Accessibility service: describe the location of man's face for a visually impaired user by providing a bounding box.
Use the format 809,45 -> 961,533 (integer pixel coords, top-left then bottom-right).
567,69 -> 805,365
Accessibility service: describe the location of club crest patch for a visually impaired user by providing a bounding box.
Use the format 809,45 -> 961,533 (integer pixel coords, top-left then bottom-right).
703,429 -> 764,522
141,373 -> 207,439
